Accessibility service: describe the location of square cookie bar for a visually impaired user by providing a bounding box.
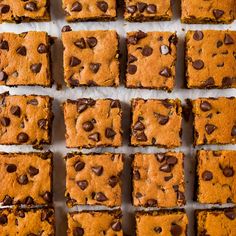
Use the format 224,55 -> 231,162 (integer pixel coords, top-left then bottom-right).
185,30 -> 236,89
131,99 -> 182,148
126,31 -> 177,91
0,152 -> 52,206
136,211 -> 188,236
62,0 -> 116,21
197,150 -> 236,204
0,92 -> 53,147
124,0 -> 172,22
62,29 -> 119,87
0,31 -> 52,87
0,0 -> 50,23
181,0 -> 235,24
0,208 -> 55,235
192,97 -> 236,146
65,153 -> 123,207
68,211 -> 122,235
196,208 -> 236,236
63,98 -> 122,148
132,152 -> 185,208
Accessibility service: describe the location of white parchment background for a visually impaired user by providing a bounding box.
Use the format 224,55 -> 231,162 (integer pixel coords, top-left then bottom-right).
0,0 -> 236,235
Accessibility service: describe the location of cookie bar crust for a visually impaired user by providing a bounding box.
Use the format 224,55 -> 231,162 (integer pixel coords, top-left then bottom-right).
192,97 -> 236,146
132,152 -> 185,208
0,31 -> 53,87
63,98 -> 122,148
181,0 -> 235,24
126,31 -> 177,91
68,210 -> 122,235
131,98 -> 182,148
185,30 -> 236,89
124,0 -> 172,22
65,152 -> 124,207
0,0 -> 50,23
0,92 -> 53,146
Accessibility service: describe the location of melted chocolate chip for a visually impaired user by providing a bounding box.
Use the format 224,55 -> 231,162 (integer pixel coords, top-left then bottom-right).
128,54 -> 138,63
128,64 -> 137,75
0,71 -> 8,81
17,132 -> 29,143
91,166 -> 103,176
82,121 -> 94,132
6,164 -> 17,173
3,195 -> 12,205
105,128 -> 116,138
96,1 -> 108,12
90,63 -> 101,73
137,2 -> 147,12
43,191 -> 52,202
25,196 -> 34,205
170,223 -> 182,236
157,115 -> 169,125
205,124 -> 217,134
222,77 -> 233,87
109,176 -> 119,187
0,40 -> 9,50
17,175 -> 28,185
71,1 -> 82,12
159,164 -> 171,173
166,156 -> 177,165
224,209 -> 236,220
16,46 -> 27,56
30,63 -> 42,73
28,166 -> 39,176
73,227 -> 84,236
159,67 -> 171,77
224,34 -> 234,45
0,5 -> 10,14
146,4 -> 156,14
155,153 -> 165,163
200,101 -> 212,111
133,121 -> 145,131
37,43 -> 47,53
223,167 -> 234,177
135,132 -> 147,142
70,56 -> 81,67
202,77 -> 215,88
86,37 -> 97,48
0,214 -> 7,225
62,25 -> 72,32
213,9 -> 224,19
231,126 -> 236,136
110,100 -> 120,108
88,132 -> 100,142
74,161 -> 85,172
217,40 -> 223,48
202,170 -> 213,181
154,227 -> 162,233
10,106 -> 21,117
142,46 -> 153,57
77,180 -> 88,190
95,192 -> 108,202
146,199 -> 157,207
111,221 -> 122,231
162,99 -> 173,108
127,5 -> 137,14
24,2 -> 38,11
0,117 -> 10,127
74,38 -> 86,49
193,31 -> 204,41
192,60 -> 204,70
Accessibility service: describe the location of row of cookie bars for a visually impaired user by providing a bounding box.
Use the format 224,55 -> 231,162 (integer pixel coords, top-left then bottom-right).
0,0 -> 235,24
1,29 -> 236,91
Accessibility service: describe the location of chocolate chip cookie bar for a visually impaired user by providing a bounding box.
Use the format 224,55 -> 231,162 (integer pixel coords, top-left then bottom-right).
63,99 -> 122,148
197,150 -> 236,204
185,30 -> 236,89
192,97 -> 236,146
0,0 -> 50,23
0,92 -> 53,147
68,211 -> 122,235
0,152 -> 52,206
124,0 -> 172,21
131,99 -> 182,148
196,208 -> 236,235
136,211 -> 188,236
65,153 -> 123,207
0,31 -> 52,87
0,208 -> 55,235
126,31 -> 177,91
62,0 -> 116,21
62,28 -> 119,87
181,0 -> 235,24
132,152 -> 185,208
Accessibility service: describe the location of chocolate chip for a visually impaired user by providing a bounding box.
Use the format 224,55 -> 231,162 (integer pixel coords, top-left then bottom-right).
133,170 -> 140,180
200,101 -> 212,111
27,99 -> 38,106
90,63 -> 101,73
166,156 -> 177,165
127,5 -> 137,14
224,34 -> 234,45
0,40 -> 9,50
77,180 -> 88,190
17,132 -> 29,143
74,38 -> 86,49
0,214 -> 7,225
154,227 -> 162,233
73,227 -> 84,236
86,37 -> 97,48
110,100 -> 120,108
157,115 -> 169,125
95,192 -> 108,202
142,46 -> 153,57
71,1 -> 82,11
111,221 -> 122,231
88,132 -> 100,142
38,119 -> 47,129
159,67 -> 171,77
0,5 -> 10,14
146,199 -> 157,207
30,63 -> 42,73
10,106 -> 21,117
3,195 -> 12,205
28,166 -> 39,176
146,4 -> 156,14
193,31 -> 204,41
42,191 -> 52,202
17,175 -> 28,185
177,191 -> 185,204
217,40 -> 223,48
41,210 -> 53,221
24,2 -> 38,11
135,132 -> 147,142
37,44 -> 47,53
223,167 -> 234,177
162,100 -> 173,109
159,164 -> 171,173
82,121 -> 94,132
6,164 -> 17,173
92,166 -> 103,176
231,126 -> 236,136
160,45 -> 170,55
105,128 -> 116,138
128,64 -> 137,75
0,117 -> 10,127
137,2 -> 147,12
128,54 -> 138,63
224,209 -> 236,220
202,170 -> 213,181
213,9 -> 224,19
205,124 -> 217,134
16,46 -> 26,56
222,77 -> 233,87
0,71 -> 8,81
109,176 -> 119,187
164,175 -> 173,181
192,60 -> 204,70
62,25 -> 72,32
70,56 -> 81,67
170,223 -> 182,236
96,1 -> 108,12
202,77 -> 215,88
74,161 -> 85,172
155,153 -> 165,163
133,121 -> 145,131
25,196 -> 34,205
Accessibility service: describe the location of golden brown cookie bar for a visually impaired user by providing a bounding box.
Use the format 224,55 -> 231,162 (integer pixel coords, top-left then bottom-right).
132,152 -> 185,208
62,29 -> 119,87
197,150 -> 236,204
0,31 -> 52,87
126,31 -> 177,91
186,30 -> 236,89
196,208 -> 236,235
181,0 -> 235,24
63,98 -> 122,148
65,153 -> 123,207
136,211 -> 188,236
124,0 -> 172,21
0,0 -> 50,23
68,211 -> 122,235
0,208 -> 55,235
192,97 -> 236,146
0,152 -> 52,206
62,0 -> 116,22
131,99 -> 182,148
0,92 -> 53,147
